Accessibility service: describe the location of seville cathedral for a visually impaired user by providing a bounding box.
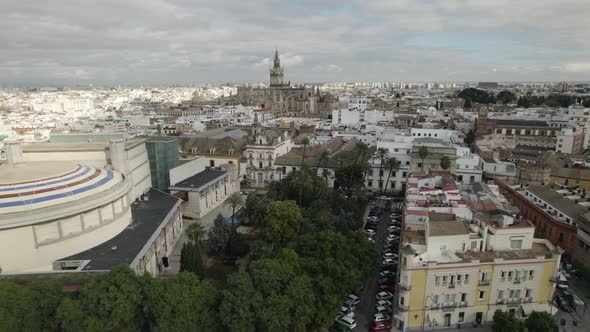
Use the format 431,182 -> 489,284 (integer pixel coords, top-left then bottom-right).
233,50 -> 338,117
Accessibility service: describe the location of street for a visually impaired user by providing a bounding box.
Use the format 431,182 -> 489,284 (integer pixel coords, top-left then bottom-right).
353,198 -> 404,332
554,276 -> 590,332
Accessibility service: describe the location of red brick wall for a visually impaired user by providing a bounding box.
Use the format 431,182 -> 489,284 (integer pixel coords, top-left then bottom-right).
496,181 -> 577,256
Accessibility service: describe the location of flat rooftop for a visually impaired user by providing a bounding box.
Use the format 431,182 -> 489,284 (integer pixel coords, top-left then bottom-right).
170,168 -> 227,190
526,185 -> 589,223
56,189 -> 181,271
429,220 -> 469,236
0,161 -> 76,184
456,242 -> 554,263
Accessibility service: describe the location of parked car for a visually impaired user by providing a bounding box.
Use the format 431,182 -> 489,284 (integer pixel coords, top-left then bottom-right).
379,270 -> 395,278
371,321 -> 392,332
346,294 -> 360,305
367,216 -> 379,222
335,314 -> 357,329
364,229 -> 376,236
375,305 -> 393,314
340,306 -> 354,316
376,291 -> 393,300
343,299 -> 356,310
387,234 -> 400,241
383,253 -> 398,259
556,296 -> 574,312
381,258 -> 396,266
389,220 -> 401,226
376,300 -> 393,307
373,313 -> 391,322
377,277 -> 394,285
378,284 -> 395,292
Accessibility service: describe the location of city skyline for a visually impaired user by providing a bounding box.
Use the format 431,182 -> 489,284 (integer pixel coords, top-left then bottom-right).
2,0 -> 590,86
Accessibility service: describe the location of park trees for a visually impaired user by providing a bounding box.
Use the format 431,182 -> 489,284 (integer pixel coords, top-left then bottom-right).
492,310 -> 525,332
440,156 -> 451,171
264,201 -> 303,245
208,213 -> 232,254
525,311 -> 558,332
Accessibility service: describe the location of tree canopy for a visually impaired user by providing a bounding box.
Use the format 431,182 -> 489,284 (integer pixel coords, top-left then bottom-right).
525,311 -> 558,332
264,201 -> 303,245
458,88 -> 495,104
492,310 -> 525,332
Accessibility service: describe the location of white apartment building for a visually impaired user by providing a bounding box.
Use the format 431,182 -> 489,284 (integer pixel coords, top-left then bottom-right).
455,146 -> 483,185
395,177 -> 562,331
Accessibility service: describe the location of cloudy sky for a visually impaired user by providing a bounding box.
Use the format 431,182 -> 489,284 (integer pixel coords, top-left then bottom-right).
1,0 -> 590,86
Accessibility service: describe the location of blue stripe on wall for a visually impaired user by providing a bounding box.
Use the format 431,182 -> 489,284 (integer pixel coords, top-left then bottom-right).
0,167 -> 92,192
0,171 -> 114,208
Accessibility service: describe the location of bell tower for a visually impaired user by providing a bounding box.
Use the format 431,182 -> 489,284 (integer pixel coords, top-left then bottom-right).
269,49 -> 284,88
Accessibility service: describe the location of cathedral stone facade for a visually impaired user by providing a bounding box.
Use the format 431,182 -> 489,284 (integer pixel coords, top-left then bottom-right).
235,50 -> 337,117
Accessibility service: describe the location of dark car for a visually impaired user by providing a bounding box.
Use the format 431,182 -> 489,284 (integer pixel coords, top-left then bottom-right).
556,296 -> 574,312
377,277 -> 395,285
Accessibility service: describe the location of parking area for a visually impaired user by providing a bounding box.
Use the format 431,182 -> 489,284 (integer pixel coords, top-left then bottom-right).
348,199 -> 404,332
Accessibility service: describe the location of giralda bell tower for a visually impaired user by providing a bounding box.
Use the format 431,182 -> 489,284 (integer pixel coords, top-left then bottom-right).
269,49 -> 284,87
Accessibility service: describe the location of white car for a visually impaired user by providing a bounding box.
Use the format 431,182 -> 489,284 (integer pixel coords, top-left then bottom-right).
373,313 -> 391,322
340,306 -> 354,316
379,271 -> 394,278
388,225 -> 400,232
346,294 -> 360,305
376,291 -> 393,300
336,314 -> 357,329
381,258 -> 396,266
387,235 -> 400,241
375,306 -> 393,314
367,216 -> 379,222
383,253 -> 398,259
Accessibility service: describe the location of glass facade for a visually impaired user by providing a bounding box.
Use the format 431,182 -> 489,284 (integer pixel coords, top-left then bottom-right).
146,139 -> 180,192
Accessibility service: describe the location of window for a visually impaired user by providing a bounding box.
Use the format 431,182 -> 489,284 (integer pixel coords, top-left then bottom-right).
459,312 -> 465,322
501,271 -> 506,281
400,296 -> 405,306
525,289 -> 532,298
432,295 -> 439,304
461,293 -> 466,302
435,276 -> 440,286
510,239 -> 523,249
464,274 -> 469,284
509,289 -> 514,298
457,274 -> 462,285
442,276 -> 447,286
508,271 -> 513,281
444,294 -> 450,304
498,290 -> 504,300
210,160 -> 215,167
559,233 -> 564,242
479,291 -> 485,300
528,270 -> 534,280
514,289 -> 521,299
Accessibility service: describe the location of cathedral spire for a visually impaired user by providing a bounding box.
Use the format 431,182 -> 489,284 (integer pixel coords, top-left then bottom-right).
273,49 -> 281,68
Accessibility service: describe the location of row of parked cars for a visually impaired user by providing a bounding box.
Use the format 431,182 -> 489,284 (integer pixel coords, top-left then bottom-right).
335,293 -> 361,329
368,208 -> 403,331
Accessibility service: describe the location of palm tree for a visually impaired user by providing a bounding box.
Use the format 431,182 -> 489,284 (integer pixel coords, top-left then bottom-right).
418,145 -> 429,173
376,147 -> 389,192
300,137 -> 310,166
186,222 -> 206,246
384,157 -> 400,193
353,141 -> 370,165
292,169 -> 314,206
316,149 -> 330,169
224,192 -> 244,255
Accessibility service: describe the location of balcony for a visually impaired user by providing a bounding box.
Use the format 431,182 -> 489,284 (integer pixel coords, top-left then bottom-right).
506,298 -> 522,307
513,279 -> 521,284
399,304 -> 409,312
496,299 -> 506,304
479,279 -> 490,286
459,301 -> 468,307
427,303 -> 441,310
448,283 -> 455,289
442,302 -> 458,309
399,283 -> 411,291
523,297 -> 533,303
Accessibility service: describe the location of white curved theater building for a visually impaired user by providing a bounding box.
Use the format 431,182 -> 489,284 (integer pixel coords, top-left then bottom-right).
0,139 -> 182,275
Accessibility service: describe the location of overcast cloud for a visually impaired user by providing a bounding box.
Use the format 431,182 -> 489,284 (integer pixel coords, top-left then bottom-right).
1,0 -> 589,86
